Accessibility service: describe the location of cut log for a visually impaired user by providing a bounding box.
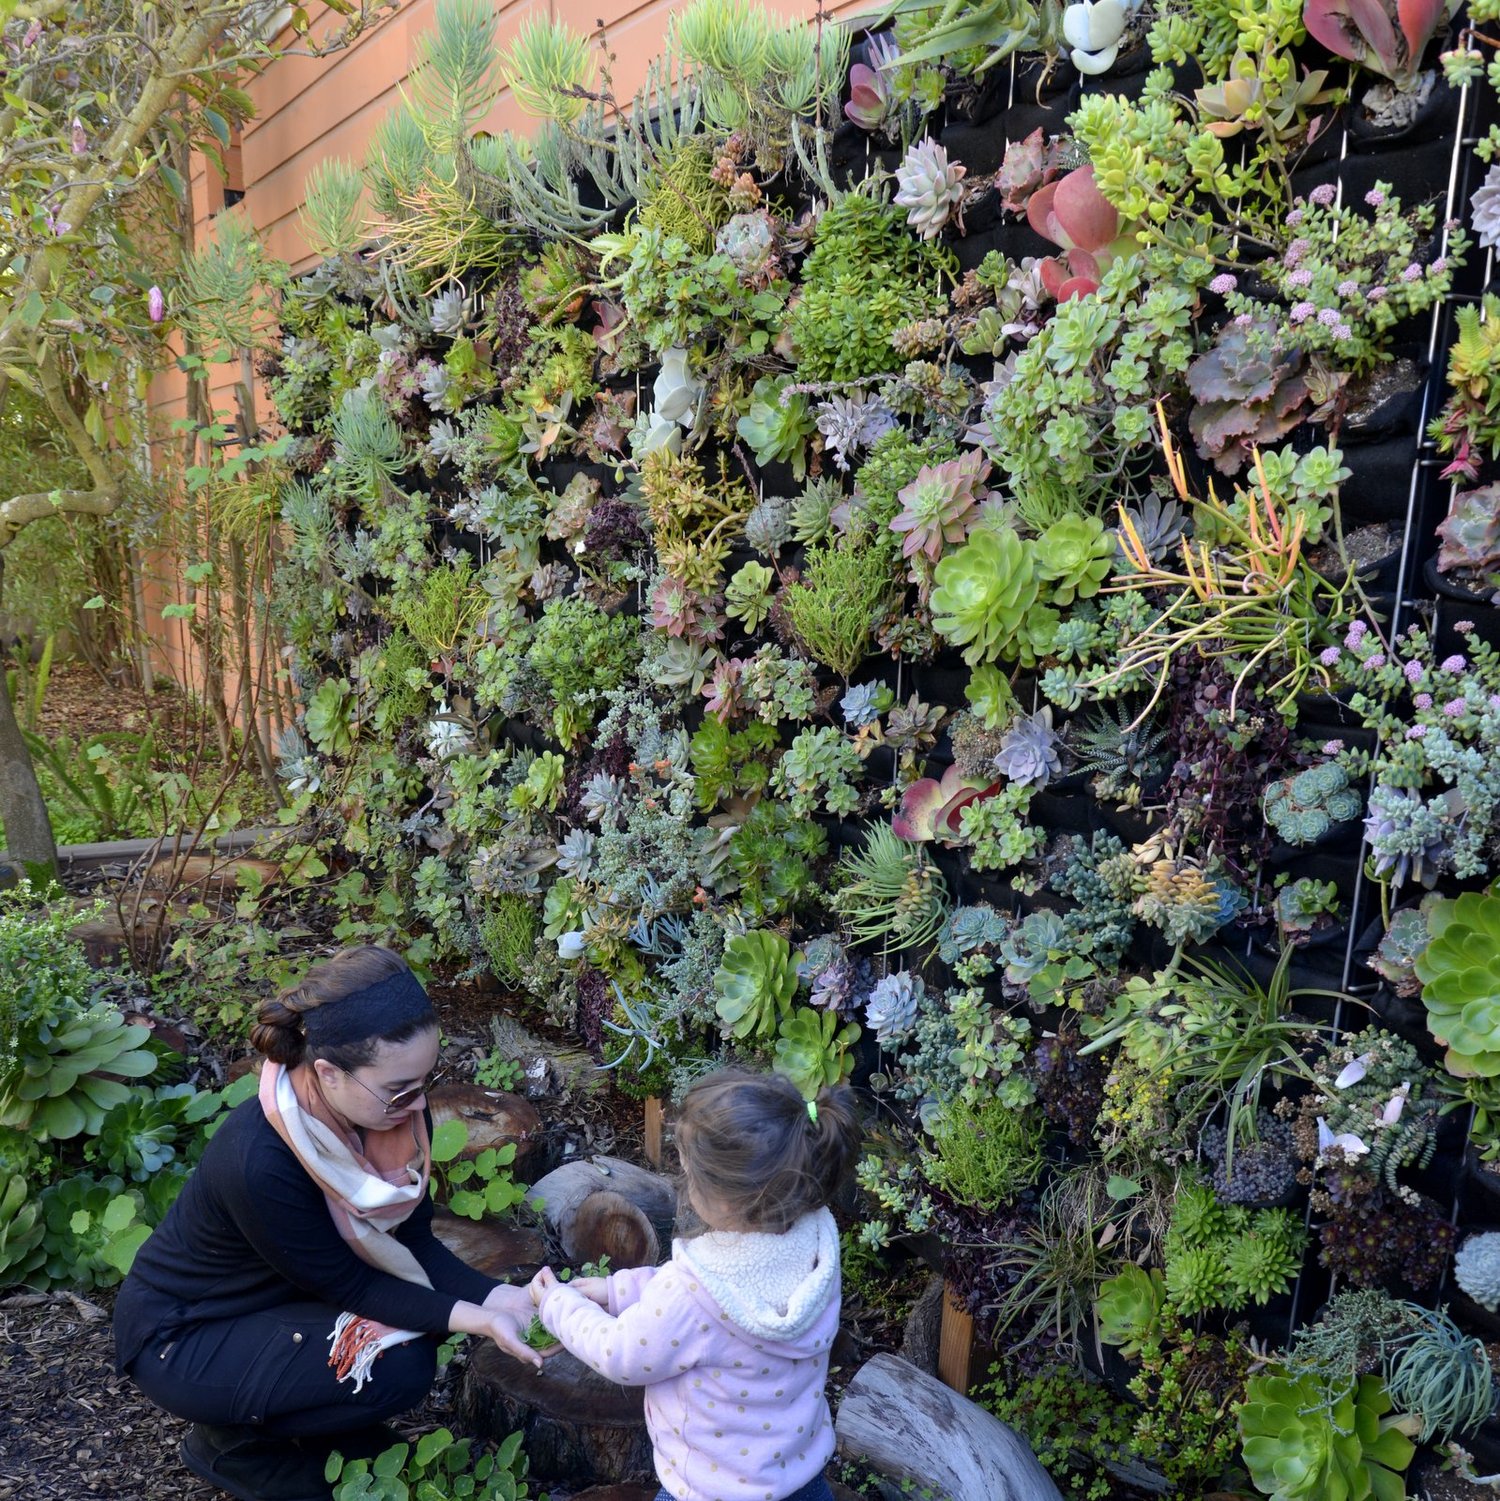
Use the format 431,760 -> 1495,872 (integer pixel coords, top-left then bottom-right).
431,1209 -> 547,1281
429,1082 -> 543,1169
835,1352 -> 1064,1501
568,1190 -> 659,1269
642,1096 -> 664,1168
527,1157 -> 676,1267
898,1276 -> 946,1376
565,1486 -> 657,1501
457,1340 -> 653,1487
143,852 -> 280,893
937,1283 -> 976,1394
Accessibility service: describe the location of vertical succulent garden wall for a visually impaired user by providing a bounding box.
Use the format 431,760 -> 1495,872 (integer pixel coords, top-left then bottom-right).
260,0 -> 1500,1492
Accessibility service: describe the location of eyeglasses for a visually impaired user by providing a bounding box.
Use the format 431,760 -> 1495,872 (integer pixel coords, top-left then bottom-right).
342,1065 -> 449,1116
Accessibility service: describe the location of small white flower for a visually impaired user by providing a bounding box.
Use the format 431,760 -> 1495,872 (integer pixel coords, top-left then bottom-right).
1333,1054 -> 1372,1089
557,931 -> 587,960
1381,1083 -> 1411,1125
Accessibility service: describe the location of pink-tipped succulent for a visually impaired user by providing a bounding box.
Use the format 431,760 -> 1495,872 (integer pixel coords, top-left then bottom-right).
1025,164 -> 1122,300
892,763 -> 1002,843
890,451 -> 993,565
995,128 -> 1067,215
648,576 -> 725,643
1436,485 -> 1500,574
845,63 -> 890,130
1302,0 -> 1455,87
894,138 -> 968,241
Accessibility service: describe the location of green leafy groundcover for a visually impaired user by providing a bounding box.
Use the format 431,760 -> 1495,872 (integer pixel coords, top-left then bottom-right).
25,0 -> 1500,1492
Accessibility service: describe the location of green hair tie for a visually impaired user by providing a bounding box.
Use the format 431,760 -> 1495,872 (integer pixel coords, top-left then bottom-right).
807,1099 -> 818,1124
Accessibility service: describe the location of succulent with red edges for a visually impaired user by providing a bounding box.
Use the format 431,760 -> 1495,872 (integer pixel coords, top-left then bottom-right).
893,763 -> 1003,842
891,452 -> 993,566
1186,319 -> 1311,474
1302,0 -> 1455,87
1025,165 -> 1123,300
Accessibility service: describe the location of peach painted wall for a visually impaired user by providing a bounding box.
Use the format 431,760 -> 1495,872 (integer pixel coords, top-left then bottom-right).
142,0 -> 872,705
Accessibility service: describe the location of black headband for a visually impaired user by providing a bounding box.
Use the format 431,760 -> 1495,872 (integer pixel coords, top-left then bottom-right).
303,968 -> 435,1049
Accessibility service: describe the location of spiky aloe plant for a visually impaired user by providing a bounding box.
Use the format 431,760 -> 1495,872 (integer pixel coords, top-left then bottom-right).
831,823 -> 950,953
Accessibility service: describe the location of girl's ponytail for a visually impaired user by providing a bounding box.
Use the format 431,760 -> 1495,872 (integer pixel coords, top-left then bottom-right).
810,1081 -> 861,1202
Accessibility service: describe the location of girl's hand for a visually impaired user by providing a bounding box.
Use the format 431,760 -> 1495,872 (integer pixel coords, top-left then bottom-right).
529,1266 -> 560,1306
565,1275 -> 610,1307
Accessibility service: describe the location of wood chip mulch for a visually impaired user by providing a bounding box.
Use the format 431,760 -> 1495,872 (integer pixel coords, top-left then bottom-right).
0,1290 -> 216,1500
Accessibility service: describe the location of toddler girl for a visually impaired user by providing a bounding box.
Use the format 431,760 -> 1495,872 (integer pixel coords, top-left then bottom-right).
528,1069 -> 860,1501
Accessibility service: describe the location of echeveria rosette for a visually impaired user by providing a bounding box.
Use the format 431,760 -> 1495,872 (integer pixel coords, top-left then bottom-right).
1414,885 -> 1500,1077
890,451 -> 992,566
1095,1265 -> 1165,1359
1034,514 -> 1115,606
1239,1371 -> 1414,1501
930,525 -> 1058,667
713,930 -> 803,1042
865,971 -> 925,1045
892,138 -> 967,241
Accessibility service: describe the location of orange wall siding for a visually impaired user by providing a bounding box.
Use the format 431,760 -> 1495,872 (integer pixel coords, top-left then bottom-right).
143,0 -> 873,710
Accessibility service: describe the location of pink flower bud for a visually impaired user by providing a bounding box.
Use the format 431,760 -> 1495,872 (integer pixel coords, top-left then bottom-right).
147,285 -> 165,324
71,118 -> 86,155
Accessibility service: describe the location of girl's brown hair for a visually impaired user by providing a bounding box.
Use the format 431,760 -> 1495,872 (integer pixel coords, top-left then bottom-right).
249,946 -> 432,1070
673,1069 -> 861,1234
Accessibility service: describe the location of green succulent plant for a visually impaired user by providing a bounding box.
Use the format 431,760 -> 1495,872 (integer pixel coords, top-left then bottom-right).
736,376 -> 818,480
86,1084 -> 216,1182
773,1006 -> 860,1100
1225,1224 -> 1305,1306
831,822 -> 950,953
0,1172 -> 45,1282
37,1174 -> 149,1290
1164,1244 -> 1229,1317
0,1002 -> 157,1141
1033,515 -> 1114,606
1239,1371 -> 1414,1501
724,560 -> 776,634
930,524 -> 1056,667
1095,1265 -> 1166,1359
1264,764 -> 1363,846
713,930 -> 802,1042
1414,885 -> 1500,1077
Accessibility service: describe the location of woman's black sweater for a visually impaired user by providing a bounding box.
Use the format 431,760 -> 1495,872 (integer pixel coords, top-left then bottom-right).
113,1095 -> 498,1372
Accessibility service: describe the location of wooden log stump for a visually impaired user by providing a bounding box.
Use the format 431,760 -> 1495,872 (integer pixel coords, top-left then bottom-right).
566,1486 -> 657,1501
431,1209 -> 547,1281
429,1082 -> 543,1171
457,1341 -> 653,1487
528,1156 -> 676,1267
835,1352 -> 1063,1501
936,1282 -> 976,1395
642,1097 -> 664,1168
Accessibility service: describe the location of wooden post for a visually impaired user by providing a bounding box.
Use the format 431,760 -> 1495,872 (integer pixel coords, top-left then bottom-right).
643,1096 -> 664,1168
936,1281 -> 976,1396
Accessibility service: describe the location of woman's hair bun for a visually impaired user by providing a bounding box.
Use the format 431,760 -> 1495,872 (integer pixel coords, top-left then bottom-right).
249,990 -> 310,1067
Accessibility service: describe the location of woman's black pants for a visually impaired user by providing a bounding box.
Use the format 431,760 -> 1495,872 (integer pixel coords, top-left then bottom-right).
126,1302 -> 438,1438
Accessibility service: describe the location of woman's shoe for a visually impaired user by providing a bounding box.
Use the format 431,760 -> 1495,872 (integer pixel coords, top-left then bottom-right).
179,1423 -> 333,1501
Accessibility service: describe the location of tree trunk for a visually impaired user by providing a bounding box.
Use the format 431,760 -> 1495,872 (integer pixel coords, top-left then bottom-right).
457,1341 -> 653,1488
0,557 -> 57,881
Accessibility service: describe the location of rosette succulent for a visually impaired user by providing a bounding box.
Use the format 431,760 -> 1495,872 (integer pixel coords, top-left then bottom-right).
1455,1231 -> 1500,1311
993,708 -> 1063,788
1414,885 -> 1500,1076
1034,515 -> 1114,605
1239,1372 -> 1414,1501
890,451 -> 992,565
715,211 -> 778,286
931,525 -> 1055,667
1264,763 -> 1363,845
1095,1265 -> 1165,1358
865,970 -> 925,1045
713,930 -> 802,1042
893,138 -> 967,241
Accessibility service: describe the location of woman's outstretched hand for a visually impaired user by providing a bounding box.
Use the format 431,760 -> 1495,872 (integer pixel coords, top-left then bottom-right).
451,1286 -> 558,1369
